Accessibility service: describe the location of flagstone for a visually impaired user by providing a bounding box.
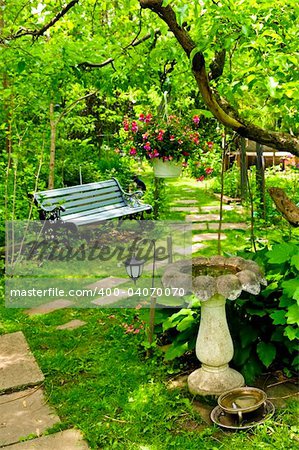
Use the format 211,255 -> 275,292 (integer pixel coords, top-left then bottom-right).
192,233 -> 227,242
174,199 -> 198,205
208,222 -> 248,230
5,429 -> 89,450
170,206 -> 198,213
201,205 -> 235,212
91,288 -> 129,306
56,320 -> 87,330
185,214 -> 220,222
0,388 -> 60,447
0,331 -> 44,393
86,277 -> 127,289
25,299 -> 74,316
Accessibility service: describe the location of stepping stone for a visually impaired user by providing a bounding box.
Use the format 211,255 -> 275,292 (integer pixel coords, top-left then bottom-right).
170,206 -> 198,213
0,331 -> 44,393
0,388 -> 60,447
201,205 -> 234,212
192,400 -> 213,425
86,277 -> 127,290
186,214 -> 220,222
175,199 -> 197,205
6,429 -> 89,449
91,288 -> 129,307
144,259 -> 169,271
190,223 -> 208,231
56,320 -> 87,330
208,222 -> 248,230
192,243 -> 208,253
192,233 -> 227,242
25,299 -> 74,316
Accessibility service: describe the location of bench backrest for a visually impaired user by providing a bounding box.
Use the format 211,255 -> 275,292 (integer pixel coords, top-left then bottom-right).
34,178 -> 127,218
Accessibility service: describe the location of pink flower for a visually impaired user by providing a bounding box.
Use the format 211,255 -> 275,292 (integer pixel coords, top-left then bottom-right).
133,329 -> 141,334
182,151 -> 189,156
207,141 -> 213,148
193,115 -> 200,124
139,114 -> 145,121
193,137 -> 199,145
144,141 -> 151,151
145,114 -> 152,123
131,121 -> 138,133
205,167 -> 213,175
178,139 -> 183,145
142,132 -> 149,140
135,303 -> 142,310
182,162 -> 188,167
157,130 -> 164,141
123,120 -> 129,131
197,175 -> 205,181
129,147 -> 137,156
149,149 -> 159,158
108,315 -> 116,319
170,135 -> 175,141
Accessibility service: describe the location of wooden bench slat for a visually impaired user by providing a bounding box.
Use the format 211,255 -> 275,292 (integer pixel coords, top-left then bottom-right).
69,204 -> 151,226
35,179 -> 118,199
62,202 -> 127,220
34,185 -> 121,207
62,200 -> 127,218
59,192 -> 124,210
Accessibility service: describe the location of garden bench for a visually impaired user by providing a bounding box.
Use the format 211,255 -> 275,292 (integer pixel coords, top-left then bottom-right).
33,178 -> 152,227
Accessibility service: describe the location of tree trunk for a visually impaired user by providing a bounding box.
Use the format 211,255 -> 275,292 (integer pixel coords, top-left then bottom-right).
268,188 -> 299,227
240,138 -> 248,202
48,102 -> 57,189
256,143 -> 266,219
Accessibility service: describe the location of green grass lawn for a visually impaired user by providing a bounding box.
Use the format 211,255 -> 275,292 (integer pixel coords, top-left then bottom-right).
1,175 -> 298,449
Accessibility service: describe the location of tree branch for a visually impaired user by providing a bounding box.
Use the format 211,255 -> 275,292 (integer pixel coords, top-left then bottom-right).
0,0 -> 79,43
209,49 -> 226,81
77,29 -> 161,69
139,0 -> 299,156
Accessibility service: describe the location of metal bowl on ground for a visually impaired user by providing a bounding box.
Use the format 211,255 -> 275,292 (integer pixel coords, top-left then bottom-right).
218,387 -> 267,415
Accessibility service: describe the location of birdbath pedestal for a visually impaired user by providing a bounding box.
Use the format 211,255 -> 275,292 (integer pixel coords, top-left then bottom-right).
162,256 -> 266,396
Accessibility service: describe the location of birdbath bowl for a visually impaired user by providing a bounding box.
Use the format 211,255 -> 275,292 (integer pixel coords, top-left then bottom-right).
162,256 -> 266,396
218,387 -> 267,422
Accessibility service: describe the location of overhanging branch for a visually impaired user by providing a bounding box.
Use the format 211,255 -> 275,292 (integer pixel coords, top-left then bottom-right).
78,29 -> 161,69
0,0 -> 79,43
139,0 -> 299,156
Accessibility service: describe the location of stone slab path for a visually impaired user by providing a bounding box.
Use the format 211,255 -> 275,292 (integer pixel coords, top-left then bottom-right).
170,206 -> 198,213
0,331 -> 89,448
0,331 -> 44,393
6,429 -> 89,450
186,213 -> 220,222
86,277 -> 127,290
192,233 -> 227,242
25,299 -> 74,316
56,319 -> 87,330
0,388 -> 60,447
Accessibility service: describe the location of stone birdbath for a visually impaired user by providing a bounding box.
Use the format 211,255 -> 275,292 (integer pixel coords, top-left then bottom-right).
162,256 -> 266,396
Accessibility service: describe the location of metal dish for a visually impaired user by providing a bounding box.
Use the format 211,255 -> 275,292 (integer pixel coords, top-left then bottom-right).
210,400 -> 275,430
218,387 -> 267,415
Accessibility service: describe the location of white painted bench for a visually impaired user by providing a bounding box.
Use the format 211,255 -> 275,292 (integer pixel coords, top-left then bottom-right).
33,178 -> 152,227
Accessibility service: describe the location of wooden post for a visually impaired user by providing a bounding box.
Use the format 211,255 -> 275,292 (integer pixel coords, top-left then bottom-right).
240,138 -> 248,202
256,142 -> 266,219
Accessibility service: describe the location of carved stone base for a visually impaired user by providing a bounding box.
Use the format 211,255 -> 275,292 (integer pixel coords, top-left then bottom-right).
188,364 -> 244,396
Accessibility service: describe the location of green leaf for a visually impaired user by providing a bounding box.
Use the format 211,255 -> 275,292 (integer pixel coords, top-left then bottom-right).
246,308 -> 267,317
270,310 -> 286,325
162,0 -> 172,6
286,304 -> 299,325
17,61 -> 26,73
284,326 -> 299,341
240,325 -> 259,348
257,342 -> 276,368
292,354 -> 299,369
290,254 -> 299,271
266,243 -> 296,264
282,279 -> 299,297
164,342 -> 188,361
176,315 -> 196,332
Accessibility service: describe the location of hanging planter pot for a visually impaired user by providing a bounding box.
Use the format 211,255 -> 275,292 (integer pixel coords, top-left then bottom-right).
152,159 -> 182,178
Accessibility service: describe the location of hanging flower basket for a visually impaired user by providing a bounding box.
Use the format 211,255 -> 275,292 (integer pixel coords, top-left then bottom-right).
152,158 -> 182,178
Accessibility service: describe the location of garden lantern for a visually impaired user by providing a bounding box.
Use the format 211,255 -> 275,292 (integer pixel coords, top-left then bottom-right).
124,255 -> 145,283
